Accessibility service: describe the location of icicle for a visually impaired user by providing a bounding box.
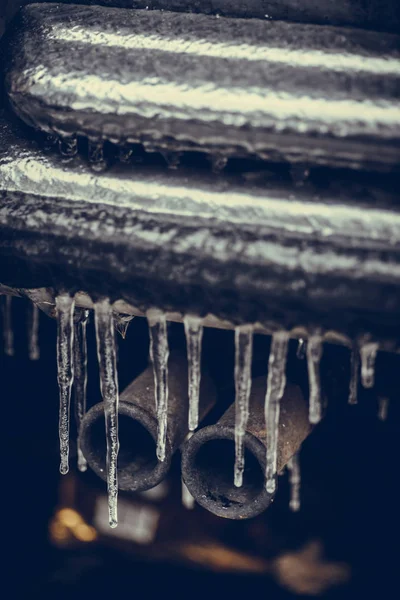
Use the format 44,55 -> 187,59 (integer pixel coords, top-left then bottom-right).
59,135 -> 78,157
234,324 -> 254,488
94,298 -> 120,528
162,151 -> 181,170
88,140 -> 107,172
28,303 -> 40,360
287,452 -> 301,512
264,331 -> 290,493
147,309 -> 169,462
183,315 -> 204,432
2,295 -> 14,356
73,310 -> 89,472
56,293 -> 75,476
348,347 -> 360,405
296,338 -> 306,360
378,397 -> 389,422
307,334 -> 324,424
360,342 -> 379,389
182,432 -> 195,509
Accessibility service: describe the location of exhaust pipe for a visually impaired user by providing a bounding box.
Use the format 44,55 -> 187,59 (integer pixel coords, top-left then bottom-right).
80,354 -> 216,492
181,377 -> 311,519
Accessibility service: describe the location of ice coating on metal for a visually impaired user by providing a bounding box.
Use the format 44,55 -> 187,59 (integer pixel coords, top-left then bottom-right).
264,331 -> 290,493
307,334 -> 324,424
94,299 -> 120,528
28,303 -> 40,361
147,309 -> 169,462
287,452 -> 301,512
184,315 -> 204,432
2,295 -> 14,357
73,311 -> 89,472
56,293 -> 75,476
348,348 -> 360,405
360,342 -> 379,388
234,324 -> 254,488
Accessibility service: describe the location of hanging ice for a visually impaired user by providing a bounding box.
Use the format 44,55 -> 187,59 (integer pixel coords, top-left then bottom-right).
348,347 -> 360,405
287,452 -> 301,512
184,315 -> 204,432
147,309 -> 169,462
73,310 -> 89,472
56,293 -> 75,476
3,295 -> 14,356
264,331 -> 290,494
28,303 -> 40,361
296,338 -> 306,360
181,434 -> 195,509
307,334 -> 324,424
94,298 -> 120,528
234,325 -> 254,488
378,397 -> 389,421
360,342 -> 379,389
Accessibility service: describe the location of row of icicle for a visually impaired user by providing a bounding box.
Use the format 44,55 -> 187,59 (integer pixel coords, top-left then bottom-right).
1,294 -> 386,527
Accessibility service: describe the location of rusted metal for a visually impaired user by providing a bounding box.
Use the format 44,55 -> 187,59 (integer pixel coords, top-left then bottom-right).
80,353 -> 216,492
181,377 -> 311,519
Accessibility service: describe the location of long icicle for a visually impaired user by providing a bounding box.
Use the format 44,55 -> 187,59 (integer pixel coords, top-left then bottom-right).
56,293 -> 75,475
234,324 -> 254,488
287,452 -> 301,512
265,331 -> 290,494
348,347 -> 360,405
3,295 -> 14,356
307,333 -> 324,424
147,309 -> 169,462
73,310 -> 89,472
360,342 -> 379,389
94,298 -> 120,528
184,316 -> 204,432
28,303 -> 40,361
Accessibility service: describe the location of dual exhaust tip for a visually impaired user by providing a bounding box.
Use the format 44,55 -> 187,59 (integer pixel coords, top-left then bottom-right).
79,358 -> 310,520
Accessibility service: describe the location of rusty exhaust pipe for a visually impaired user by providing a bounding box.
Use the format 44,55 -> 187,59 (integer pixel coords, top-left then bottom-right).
181,377 -> 311,519
80,353 -> 216,492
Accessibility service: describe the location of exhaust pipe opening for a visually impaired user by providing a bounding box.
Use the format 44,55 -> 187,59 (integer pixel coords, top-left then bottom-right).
182,426 -> 271,519
80,402 -> 171,493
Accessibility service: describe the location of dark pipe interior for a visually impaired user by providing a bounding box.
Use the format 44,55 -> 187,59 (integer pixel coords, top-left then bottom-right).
194,438 -> 264,508
88,413 -> 158,478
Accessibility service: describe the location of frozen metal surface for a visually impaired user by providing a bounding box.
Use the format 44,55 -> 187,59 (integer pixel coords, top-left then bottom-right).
4,4 -> 400,170
1,114 -> 400,340
2,0 -> 400,34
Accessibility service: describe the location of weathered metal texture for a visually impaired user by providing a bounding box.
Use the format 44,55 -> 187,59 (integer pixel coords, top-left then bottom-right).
79,353 -> 216,491
4,5 -> 400,171
1,114 -> 400,343
2,0 -> 400,34
181,378 -> 310,519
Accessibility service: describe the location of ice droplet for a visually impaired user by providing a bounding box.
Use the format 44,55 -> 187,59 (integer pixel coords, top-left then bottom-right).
348,347 -> 360,405
147,309 -> 169,462
56,293 -> 75,476
2,295 -> 14,356
73,310 -> 89,472
265,331 -> 290,493
234,325 -> 254,488
184,315 -> 204,432
307,334 -> 324,424
360,342 -> 379,389
28,303 -> 40,361
287,452 -> 301,512
94,298 -> 120,528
